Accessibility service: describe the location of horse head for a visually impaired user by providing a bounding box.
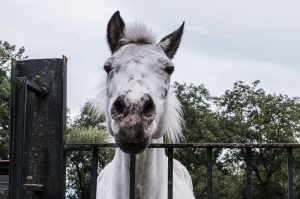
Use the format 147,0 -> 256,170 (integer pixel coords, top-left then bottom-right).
103,11 -> 184,154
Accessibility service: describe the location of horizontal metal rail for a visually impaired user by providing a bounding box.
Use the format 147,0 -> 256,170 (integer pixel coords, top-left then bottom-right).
65,143 -> 299,199
65,143 -> 300,151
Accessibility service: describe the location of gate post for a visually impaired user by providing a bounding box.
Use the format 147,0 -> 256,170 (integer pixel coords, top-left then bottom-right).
9,57 -> 67,199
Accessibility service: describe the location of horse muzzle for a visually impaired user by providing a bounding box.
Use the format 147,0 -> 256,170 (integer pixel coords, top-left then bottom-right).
111,94 -> 156,154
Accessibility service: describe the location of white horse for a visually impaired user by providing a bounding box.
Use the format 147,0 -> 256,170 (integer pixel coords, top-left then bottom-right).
96,11 -> 195,199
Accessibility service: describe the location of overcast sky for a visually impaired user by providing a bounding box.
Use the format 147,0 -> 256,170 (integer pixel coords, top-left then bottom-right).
1,0 -> 300,118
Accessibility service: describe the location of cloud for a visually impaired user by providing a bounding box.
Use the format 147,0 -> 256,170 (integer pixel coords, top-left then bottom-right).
1,0 -> 300,117
186,25 -> 212,35
172,49 -> 300,97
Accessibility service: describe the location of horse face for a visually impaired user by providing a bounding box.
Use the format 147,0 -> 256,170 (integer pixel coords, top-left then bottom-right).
104,11 -> 184,154
105,44 -> 173,154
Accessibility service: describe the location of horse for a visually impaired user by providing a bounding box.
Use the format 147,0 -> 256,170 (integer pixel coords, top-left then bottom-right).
96,11 -> 195,199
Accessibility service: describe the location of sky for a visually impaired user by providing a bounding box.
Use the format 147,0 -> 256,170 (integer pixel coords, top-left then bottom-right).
1,0 -> 300,118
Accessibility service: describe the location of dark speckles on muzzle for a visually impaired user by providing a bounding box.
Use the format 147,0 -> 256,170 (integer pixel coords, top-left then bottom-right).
112,94 -> 155,154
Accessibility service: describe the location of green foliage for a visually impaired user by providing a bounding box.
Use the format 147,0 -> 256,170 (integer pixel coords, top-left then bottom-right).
0,71 -> 10,160
66,101 -> 114,199
215,80 -> 300,198
65,126 -> 114,199
173,82 -> 240,198
173,81 -> 300,198
0,41 -> 27,71
0,40 -> 27,160
173,82 -> 220,143
66,127 -> 107,144
216,80 -> 300,143
72,101 -> 105,129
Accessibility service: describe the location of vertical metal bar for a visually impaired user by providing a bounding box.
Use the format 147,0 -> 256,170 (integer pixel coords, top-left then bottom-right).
245,148 -> 252,199
21,79 -> 28,198
62,55 -> 68,199
9,59 -> 17,199
287,148 -> 294,199
207,147 -> 212,199
9,77 -> 27,199
130,154 -> 136,199
90,147 -> 99,199
168,147 -> 174,199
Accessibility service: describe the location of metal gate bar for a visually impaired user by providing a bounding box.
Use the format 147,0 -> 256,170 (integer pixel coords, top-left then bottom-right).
207,148 -> 212,199
130,155 -> 136,199
10,77 -> 27,198
167,148 -> 174,199
65,143 -> 300,150
245,148 -> 252,199
287,148 -> 294,199
90,147 -> 99,199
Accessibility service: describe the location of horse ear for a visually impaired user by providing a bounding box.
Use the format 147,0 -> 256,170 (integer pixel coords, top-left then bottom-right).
158,22 -> 185,59
107,11 -> 125,54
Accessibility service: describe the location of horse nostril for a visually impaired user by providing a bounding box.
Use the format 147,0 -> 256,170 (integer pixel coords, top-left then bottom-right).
142,94 -> 156,120
112,96 -> 127,118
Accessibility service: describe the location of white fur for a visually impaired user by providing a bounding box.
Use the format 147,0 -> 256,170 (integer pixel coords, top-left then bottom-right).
96,23 -> 195,199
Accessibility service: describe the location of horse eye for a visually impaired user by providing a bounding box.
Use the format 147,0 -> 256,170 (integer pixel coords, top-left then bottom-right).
164,65 -> 174,75
104,64 -> 112,73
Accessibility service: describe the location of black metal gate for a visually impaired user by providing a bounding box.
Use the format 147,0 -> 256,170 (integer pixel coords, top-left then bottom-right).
65,143 -> 300,199
9,58 -> 300,199
9,58 -> 67,199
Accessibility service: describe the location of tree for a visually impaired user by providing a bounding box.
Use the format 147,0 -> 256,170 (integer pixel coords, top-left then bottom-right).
173,82 -> 242,198
173,81 -> 300,198
0,41 -> 27,159
65,101 -> 114,199
72,101 -> 105,129
215,80 -> 300,198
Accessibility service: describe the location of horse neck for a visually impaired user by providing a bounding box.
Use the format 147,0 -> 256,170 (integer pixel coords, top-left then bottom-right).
112,138 -> 168,198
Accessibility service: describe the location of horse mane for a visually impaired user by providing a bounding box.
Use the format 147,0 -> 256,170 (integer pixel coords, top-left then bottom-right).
96,77 -> 183,143
160,88 -> 183,143
120,23 -> 157,45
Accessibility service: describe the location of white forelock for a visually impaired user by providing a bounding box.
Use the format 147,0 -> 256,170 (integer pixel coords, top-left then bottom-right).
120,23 -> 157,45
